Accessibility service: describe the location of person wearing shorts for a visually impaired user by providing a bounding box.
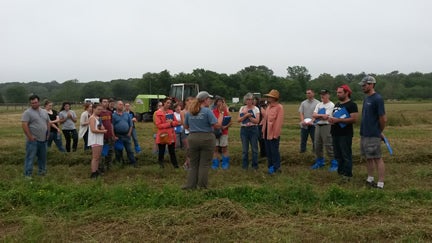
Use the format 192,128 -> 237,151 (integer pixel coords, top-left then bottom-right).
88,103 -> 107,179
359,75 -> 387,189
212,96 -> 232,170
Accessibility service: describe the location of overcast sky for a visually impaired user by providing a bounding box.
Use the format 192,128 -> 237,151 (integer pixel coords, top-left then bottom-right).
1,0 -> 431,83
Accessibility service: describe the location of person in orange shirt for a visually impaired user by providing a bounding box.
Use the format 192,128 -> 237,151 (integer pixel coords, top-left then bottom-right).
154,98 -> 179,168
261,89 -> 284,174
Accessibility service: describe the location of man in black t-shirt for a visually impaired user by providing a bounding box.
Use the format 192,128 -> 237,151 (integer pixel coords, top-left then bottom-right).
329,85 -> 358,182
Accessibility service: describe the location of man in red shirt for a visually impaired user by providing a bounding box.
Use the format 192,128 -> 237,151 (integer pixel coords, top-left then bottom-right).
99,97 -> 116,172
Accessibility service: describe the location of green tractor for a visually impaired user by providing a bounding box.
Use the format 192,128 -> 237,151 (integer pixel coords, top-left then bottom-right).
134,94 -> 166,122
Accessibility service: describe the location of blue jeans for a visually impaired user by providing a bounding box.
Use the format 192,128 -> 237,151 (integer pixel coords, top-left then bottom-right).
300,126 -> 315,153
24,140 -> 47,176
333,135 -> 353,177
115,134 -> 136,165
47,131 -> 66,152
240,126 -> 259,169
264,137 -> 281,171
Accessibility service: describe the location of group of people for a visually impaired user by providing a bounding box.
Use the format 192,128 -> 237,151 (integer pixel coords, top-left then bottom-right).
22,96 -> 141,179
21,75 -> 387,189
299,76 -> 387,188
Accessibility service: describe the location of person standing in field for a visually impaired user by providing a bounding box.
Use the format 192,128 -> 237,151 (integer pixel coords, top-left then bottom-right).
173,102 -> 187,150
22,94 -> 50,178
125,102 -> 141,153
359,76 -> 387,189
253,96 -> 266,158
238,93 -> 260,170
261,89 -> 284,174
328,85 -> 358,182
310,89 -> 337,171
88,103 -> 107,179
212,96 -> 232,170
44,100 -> 66,152
58,101 -> 78,152
152,101 -> 163,154
154,98 -> 179,168
182,91 -> 223,190
180,97 -> 195,169
78,103 -> 92,151
112,100 -> 137,167
298,89 -> 319,153
99,97 -> 115,172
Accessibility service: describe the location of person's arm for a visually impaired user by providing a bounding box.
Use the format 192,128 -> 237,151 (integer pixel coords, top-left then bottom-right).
155,111 -> 173,129
127,115 -> 133,136
22,121 -> 35,141
179,111 -> 186,126
379,114 -> 387,132
237,106 -> 249,123
171,112 -> 179,127
90,117 -> 106,134
51,116 -> 61,132
249,107 -> 260,125
183,112 -> 189,130
58,112 -> 66,123
46,119 -> 51,140
213,111 -> 224,129
70,111 -> 78,123
274,105 -> 284,138
300,112 -> 305,122
80,112 -> 90,126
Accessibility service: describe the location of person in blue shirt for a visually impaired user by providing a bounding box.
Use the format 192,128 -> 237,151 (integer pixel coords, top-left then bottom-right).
182,91 -> 224,190
112,100 -> 137,167
359,76 -> 387,189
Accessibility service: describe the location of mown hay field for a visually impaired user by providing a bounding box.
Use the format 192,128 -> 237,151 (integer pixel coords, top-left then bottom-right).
1,102 -> 431,242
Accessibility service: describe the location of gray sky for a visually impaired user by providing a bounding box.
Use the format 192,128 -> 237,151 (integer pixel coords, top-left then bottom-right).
1,0 -> 431,83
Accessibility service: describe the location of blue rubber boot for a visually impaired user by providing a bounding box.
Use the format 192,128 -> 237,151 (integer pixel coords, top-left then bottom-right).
328,159 -> 338,172
135,145 -> 141,153
221,156 -> 230,170
211,158 -> 219,170
311,158 -> 325,170
268,166 -> 275,174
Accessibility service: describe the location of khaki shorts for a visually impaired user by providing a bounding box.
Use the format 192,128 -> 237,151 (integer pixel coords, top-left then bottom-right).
360,136 -> 382,159
216,134 -> 228,147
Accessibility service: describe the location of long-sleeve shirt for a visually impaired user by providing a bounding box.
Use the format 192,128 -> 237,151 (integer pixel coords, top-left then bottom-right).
261,102 -> 284,140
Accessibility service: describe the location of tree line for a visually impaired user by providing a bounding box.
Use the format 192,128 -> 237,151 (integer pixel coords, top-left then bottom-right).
1,66 -> 431,104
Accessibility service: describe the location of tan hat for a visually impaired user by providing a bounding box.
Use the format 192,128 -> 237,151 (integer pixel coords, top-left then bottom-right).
263,89 -> 280,100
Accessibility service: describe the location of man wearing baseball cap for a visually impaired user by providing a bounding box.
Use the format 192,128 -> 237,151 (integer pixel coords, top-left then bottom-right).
359,75 -> 387,189
310,89 -> 338,171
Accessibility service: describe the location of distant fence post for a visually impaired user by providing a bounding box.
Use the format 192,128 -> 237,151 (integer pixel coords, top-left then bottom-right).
0,103 -> 28,111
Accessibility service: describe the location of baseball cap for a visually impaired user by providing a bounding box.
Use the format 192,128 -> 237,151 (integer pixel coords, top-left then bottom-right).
358,75 -> 376,85
319,89 -> 330,95
196,91 -> 213,101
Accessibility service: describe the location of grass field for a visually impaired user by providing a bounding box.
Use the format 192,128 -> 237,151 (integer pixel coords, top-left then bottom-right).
1,102 -> 432,242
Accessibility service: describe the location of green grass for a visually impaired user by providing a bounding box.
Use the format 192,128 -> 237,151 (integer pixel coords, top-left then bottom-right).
1,103 -> 432,242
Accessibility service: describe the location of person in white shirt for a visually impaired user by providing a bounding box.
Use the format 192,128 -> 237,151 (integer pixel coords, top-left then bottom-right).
311,89 -> 338,171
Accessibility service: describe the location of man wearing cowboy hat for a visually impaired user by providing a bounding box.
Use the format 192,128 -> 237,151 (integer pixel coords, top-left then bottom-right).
261,89 -> 284,174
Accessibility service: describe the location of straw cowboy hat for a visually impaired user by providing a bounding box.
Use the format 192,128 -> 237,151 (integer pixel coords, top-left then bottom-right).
263,89 -> 280,100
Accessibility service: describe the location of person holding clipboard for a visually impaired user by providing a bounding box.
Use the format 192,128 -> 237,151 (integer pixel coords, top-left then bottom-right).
238,92 -> 261,170
211,96 -> 232,170
328,85 -> 358,183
